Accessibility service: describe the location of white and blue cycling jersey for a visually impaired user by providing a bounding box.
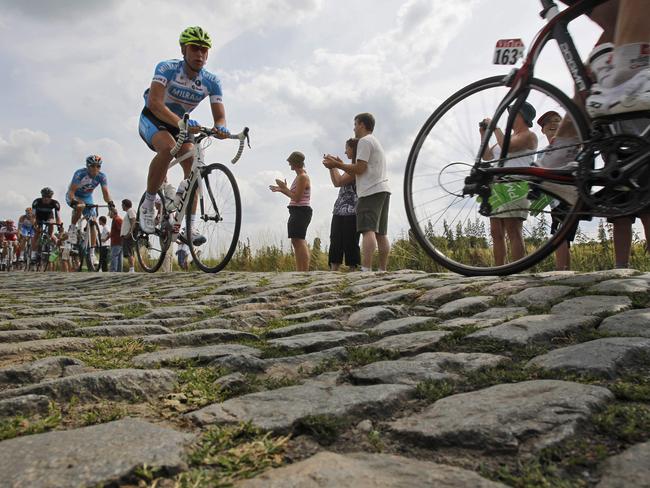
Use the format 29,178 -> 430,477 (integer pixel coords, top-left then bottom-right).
145,59 -> 223,117
69,168 -> 108,201
139,59 -> 223,150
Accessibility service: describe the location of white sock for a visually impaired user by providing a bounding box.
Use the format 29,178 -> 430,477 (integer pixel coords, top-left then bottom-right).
611,42 -> 650,86
588,43 -> 614,87
361,266 -> 372,272
129,267 -> 135,272
142,192 -> 156,210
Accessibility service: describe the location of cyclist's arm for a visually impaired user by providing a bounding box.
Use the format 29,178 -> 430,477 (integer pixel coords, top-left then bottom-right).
68,183 -> 80,203
54,203 -> 62,225
147,82 -> 181,127
210,102 -> 226,129
101,186 -> 112,205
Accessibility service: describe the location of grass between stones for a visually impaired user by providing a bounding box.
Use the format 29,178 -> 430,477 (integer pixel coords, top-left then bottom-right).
248,318 -> 294,338
37,337 -> 158,369
111,302 -> 151,319
189,308 -> 223,323
295,414 -> 354,445
133,423 -> 289,487
0,403 -> 62,441
308,346 -> 400,376
159,363 -> 301,416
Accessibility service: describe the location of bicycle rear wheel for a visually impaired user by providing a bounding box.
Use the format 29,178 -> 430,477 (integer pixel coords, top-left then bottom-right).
404,75 -> 590,276
135,190 -> 171,273
186,163 -> 242,273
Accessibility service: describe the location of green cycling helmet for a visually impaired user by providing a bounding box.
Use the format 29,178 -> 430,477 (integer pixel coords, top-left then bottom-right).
179,26 -> 212,48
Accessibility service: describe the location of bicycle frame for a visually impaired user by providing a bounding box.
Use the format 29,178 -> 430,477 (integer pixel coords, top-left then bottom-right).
477,0 -> 607,167
161,116 -> 250,246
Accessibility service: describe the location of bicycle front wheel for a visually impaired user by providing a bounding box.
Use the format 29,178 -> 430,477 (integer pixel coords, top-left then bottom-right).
84,221 -> 102,272
404,75 -> 590,276
135,190 -> 171,273
186,163 -> 242,273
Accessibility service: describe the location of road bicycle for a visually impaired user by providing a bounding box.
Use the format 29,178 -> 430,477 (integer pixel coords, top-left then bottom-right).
70,205 -> 108,272
0,240 -> 17,271
30,222 -> 59,271
404,0 -> 650,276
135,116 -> 250,273
20,231 -> 33,271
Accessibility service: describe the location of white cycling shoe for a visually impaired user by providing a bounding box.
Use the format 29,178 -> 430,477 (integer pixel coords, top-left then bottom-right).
587,70 -> 650,118
138,207 -> 156,234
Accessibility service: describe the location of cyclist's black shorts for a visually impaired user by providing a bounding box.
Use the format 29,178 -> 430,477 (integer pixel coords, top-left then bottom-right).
139,107 -> 193,151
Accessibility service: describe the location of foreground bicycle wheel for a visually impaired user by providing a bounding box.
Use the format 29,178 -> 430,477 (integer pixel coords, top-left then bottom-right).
186,163 -> 242,273
404,75 -> 590,275
135,191 -> 170,273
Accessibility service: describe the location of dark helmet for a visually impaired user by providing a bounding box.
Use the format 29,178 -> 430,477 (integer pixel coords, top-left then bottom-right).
41,187 -> 54,197
86,154 -> 103,167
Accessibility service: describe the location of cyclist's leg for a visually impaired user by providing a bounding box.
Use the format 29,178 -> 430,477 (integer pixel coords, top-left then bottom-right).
587,0 -> 650,115
32,226 -> 41,259
147,131 -> 177,195
139,120 -> 177,232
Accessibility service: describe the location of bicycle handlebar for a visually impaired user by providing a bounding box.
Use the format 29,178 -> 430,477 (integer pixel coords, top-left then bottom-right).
170,113 -> 251,164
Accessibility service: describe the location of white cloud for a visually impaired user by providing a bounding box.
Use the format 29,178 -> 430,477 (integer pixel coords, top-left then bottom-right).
0,129 -> 51,169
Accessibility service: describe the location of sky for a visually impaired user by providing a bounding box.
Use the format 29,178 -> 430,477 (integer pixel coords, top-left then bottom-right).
0,0 -> 604,248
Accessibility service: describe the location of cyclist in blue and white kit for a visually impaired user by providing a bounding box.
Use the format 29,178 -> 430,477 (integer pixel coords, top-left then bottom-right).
66,155 -> 115,246
138,26 -> 230,240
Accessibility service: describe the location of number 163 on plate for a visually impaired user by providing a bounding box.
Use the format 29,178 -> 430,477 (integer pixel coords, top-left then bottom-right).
493,38 -> 525,65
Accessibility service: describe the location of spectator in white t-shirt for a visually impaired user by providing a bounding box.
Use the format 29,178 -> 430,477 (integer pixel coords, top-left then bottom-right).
120,199 -> 137,273
323,113 -> 390,271
98,215 -> 110,272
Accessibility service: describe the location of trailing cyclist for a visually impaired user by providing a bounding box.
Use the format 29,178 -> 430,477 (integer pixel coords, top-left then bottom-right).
17,207 -> 35,261
137,26 -> 229,243
31,187 -> 64,262
66,155 -> 115,264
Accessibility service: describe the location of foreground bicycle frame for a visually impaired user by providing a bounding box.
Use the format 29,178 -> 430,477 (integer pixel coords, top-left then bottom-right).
404,0 -> 650,276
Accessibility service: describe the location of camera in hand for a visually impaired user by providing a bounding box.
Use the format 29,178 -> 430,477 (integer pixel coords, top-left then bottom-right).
479,120 -> 488,130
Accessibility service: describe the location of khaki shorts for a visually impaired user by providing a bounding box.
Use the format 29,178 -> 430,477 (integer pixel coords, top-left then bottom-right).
356,192 -> 390,234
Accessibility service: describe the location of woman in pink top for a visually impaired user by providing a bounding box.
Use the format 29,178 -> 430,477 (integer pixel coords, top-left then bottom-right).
269,151 -> 312,271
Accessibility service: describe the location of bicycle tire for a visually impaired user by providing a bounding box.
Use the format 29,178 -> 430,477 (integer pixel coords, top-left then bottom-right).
186,163 -> 242,273
404,75 -> 590,276
135,190 -> 170,273
83,220 -> 101,272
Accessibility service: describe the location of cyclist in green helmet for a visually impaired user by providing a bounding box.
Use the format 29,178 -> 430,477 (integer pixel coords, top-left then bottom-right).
138,26 -> 229,241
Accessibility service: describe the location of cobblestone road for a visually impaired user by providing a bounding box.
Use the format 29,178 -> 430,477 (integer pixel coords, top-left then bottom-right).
1,269 -> 649,487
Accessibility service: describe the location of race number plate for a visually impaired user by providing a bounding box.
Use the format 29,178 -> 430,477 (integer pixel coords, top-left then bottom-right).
493,38 -> 525,65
